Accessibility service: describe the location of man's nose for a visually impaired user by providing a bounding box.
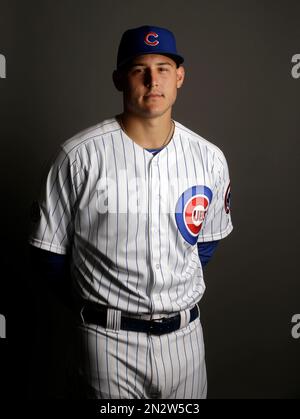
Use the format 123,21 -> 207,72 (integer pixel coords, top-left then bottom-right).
144,69 -> 158,88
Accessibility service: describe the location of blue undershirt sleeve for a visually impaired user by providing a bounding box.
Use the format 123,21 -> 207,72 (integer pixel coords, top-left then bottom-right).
197,240 -> 220,268
29,245 -> 73,309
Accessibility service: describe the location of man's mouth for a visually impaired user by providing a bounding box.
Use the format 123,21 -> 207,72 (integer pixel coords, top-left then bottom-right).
144,93 -> 163,98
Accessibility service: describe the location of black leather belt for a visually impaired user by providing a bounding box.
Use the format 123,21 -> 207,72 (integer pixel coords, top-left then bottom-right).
81,304 -> 199,335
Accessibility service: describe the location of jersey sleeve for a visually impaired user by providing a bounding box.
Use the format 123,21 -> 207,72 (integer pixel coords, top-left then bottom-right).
28,147 -> 80,255
197,150 -> 233,242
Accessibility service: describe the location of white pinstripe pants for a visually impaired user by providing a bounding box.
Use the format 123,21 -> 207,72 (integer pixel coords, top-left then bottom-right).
76,316 -> 207,399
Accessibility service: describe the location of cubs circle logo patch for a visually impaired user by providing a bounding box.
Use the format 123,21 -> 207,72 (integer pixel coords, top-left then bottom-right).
175,185 -> 213,245
144,32 -> 159,46
224,183 -> 231,214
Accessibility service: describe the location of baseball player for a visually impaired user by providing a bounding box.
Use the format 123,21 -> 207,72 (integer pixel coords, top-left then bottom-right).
29,25 -> 233,399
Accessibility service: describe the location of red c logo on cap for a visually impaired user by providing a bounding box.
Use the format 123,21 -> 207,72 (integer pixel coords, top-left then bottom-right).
144,32 -> 159,46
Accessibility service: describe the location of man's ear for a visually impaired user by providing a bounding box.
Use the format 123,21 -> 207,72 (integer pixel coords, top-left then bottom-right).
112,70 -> 124,92
176,65 -> 185,89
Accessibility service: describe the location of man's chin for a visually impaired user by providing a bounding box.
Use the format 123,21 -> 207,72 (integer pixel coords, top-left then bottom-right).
140,107 -> 170,119
126,104 -> 171,119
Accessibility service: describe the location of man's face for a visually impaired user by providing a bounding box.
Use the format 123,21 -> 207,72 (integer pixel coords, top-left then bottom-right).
116,54 -> 185,119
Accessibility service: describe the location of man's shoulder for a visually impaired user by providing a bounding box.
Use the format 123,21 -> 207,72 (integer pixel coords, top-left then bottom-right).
61,117 -> 119,155
174,120 -> 226,159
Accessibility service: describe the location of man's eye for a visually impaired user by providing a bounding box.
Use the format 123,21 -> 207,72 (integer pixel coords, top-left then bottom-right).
132,68 -> 143,74
159,67 -> 169,72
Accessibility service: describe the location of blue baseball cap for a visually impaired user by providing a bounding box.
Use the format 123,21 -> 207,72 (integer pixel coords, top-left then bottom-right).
117,25 -> 184,69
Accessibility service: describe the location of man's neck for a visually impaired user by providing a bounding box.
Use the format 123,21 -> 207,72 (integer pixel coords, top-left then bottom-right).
117,113 -> 175,149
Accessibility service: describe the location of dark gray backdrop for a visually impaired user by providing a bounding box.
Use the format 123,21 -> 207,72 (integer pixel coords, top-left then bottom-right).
0,0 -> 299,399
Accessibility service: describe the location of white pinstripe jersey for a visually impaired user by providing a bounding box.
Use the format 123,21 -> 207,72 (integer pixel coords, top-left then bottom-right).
29,117 -> 233,315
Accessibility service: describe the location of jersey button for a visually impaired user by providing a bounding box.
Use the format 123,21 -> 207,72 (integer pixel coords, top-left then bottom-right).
155,264 -> 160,270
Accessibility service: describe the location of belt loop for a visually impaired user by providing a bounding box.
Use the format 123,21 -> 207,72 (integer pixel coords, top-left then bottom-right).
106,308 -> 121,332
179,308 -> 191,329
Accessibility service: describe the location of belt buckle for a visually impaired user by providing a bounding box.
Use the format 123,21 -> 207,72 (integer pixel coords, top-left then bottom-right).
148,316 -> 173,335
148,319 -> 164,335
148,320 -> 159,335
